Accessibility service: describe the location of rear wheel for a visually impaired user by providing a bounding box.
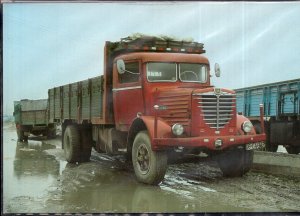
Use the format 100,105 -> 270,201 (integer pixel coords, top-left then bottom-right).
285,146 -> 300,154
132,131 -> 168,185
216,147 -> 253,177
63,125 -> 81,163
80,128 -> 92,162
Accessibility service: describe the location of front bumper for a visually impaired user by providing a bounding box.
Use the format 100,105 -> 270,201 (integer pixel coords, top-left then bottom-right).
153,133 -> 266,151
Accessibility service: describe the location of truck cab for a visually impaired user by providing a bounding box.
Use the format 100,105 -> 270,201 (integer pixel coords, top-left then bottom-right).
113,52 -> 210,132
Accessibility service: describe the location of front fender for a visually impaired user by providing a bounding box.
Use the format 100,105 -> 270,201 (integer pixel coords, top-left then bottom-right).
128,116 -> 172,150
236,114 -> 256,135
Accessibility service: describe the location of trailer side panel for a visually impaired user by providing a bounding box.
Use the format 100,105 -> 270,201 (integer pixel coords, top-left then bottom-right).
49,76 -> 104,123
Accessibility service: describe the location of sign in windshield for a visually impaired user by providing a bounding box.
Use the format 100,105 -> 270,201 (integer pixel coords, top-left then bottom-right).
147,63 -> 177,82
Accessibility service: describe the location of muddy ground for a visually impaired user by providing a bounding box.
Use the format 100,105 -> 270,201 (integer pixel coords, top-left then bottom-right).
3,122 -> 300,213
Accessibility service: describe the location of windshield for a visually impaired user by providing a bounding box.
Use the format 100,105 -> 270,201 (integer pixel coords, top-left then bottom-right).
179,63 -> 207,83
147,62 -> 207,83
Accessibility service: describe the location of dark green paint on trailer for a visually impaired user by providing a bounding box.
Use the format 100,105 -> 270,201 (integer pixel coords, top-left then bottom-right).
48,75 -> 104,123
13,99 -> 48,126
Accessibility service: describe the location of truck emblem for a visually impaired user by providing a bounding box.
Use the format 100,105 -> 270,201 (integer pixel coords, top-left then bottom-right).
214,88 -> 222,95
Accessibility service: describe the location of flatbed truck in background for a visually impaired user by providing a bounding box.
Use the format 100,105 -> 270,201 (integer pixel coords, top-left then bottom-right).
13,99 -> 56,142
45,35 -> 265,185
235,78 -> 300,154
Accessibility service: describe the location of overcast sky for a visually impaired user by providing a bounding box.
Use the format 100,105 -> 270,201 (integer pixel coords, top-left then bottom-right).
3,2 -> 300,115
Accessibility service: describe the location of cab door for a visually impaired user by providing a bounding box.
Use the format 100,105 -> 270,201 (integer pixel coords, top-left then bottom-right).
113,60 -> 144,131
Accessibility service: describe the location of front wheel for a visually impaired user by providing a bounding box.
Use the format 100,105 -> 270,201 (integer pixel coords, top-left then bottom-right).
132,131 -> 168,185
216,147 -> 253,177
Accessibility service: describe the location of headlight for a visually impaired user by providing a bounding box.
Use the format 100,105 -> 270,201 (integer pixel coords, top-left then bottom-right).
242,121 -> 253,133
172,123 -> 184,136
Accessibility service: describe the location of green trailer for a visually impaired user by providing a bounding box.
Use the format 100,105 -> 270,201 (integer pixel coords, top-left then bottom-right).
13,99 -> 56,142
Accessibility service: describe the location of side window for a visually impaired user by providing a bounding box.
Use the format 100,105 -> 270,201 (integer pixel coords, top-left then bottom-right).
118,62 -> 140,84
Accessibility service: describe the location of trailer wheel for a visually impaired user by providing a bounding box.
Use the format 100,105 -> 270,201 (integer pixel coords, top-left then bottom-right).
285,146 -> 300,154
132,131 -> 167,185
64,125 -> 81,163
32,131 -> 42,136
17,127 -> 23,142
80,128 -> 92,162
216,147 -> 253,177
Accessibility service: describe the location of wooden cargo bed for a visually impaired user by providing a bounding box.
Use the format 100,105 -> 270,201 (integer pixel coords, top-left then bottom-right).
48,76 -> 104,124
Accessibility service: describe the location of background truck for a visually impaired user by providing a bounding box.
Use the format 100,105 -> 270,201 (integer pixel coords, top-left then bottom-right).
235,78 -> 300,154
13,99 -> 56,142
48,35 -> 265,185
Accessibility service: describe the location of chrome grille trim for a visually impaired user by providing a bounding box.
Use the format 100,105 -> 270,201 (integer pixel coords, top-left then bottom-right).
196,92 -> 236,130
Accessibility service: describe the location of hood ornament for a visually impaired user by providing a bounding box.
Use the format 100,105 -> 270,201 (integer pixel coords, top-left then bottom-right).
214,88 -> 222,95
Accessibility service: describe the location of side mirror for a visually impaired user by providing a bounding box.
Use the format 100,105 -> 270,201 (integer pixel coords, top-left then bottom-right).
116,59 -> 126,74
214,63 -> 221,77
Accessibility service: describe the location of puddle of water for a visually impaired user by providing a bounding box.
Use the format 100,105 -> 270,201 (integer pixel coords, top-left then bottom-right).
3,130 -> 62,210
3,128 -> 250,213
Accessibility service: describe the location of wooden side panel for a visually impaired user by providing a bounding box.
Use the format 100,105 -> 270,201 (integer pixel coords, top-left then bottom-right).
81,79 -> 91,120
70,83 -> 79,119
35,110 -> 47,124
22,111 -> 36,125
54,87 -> 61,119
63,85 -> 70,120
91,76 -> 103,119
48,89 -> 55,123
48,75 -> 106,124
21,110 -> 47,125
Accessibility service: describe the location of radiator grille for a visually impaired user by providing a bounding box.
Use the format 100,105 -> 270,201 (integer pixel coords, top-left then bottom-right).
197,93 -> 236,129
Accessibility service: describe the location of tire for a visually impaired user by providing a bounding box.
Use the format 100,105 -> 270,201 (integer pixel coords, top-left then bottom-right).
80,128 -> 92,162
285,146 -> 300,154
216,147 -> 253,177
17,126 -> 26,142
265,141 -> 278,152
32,131 -> 42,136
63,125 -> 81,163
263,122 -> 278,152
17,127 -> 22,141
132,131 -> 168,185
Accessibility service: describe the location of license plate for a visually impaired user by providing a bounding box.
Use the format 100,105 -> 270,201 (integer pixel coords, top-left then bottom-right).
246,142 -> 265,151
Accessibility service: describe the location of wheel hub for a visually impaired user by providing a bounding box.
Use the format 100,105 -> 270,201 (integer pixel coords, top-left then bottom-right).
136,143 -> 150,174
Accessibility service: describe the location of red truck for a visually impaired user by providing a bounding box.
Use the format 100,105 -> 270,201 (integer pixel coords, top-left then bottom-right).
48,35 -> 266,185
